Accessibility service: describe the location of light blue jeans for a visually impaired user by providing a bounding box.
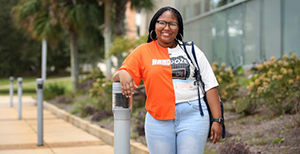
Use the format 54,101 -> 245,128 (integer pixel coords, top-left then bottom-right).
145,98 -> 210,154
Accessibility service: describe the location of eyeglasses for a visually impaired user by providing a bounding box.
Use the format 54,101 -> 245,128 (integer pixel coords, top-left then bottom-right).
156,20 -> 179,30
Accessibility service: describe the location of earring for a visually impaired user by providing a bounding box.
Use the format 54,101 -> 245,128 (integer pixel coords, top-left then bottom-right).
150,30 -> 157,41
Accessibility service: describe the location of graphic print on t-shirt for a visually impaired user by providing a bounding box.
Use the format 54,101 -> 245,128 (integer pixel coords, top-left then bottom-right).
171,56 -> 192,89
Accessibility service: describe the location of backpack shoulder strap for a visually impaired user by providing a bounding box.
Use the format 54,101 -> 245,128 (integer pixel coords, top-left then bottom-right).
181,41 -> 205,116
190,42 -> 206,91
182,42 -> 197,69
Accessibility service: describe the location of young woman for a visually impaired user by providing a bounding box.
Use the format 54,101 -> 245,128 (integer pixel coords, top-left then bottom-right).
113,6 -> 222,154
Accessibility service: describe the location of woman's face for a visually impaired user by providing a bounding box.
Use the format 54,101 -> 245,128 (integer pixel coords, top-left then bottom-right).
155,11 -> 179,48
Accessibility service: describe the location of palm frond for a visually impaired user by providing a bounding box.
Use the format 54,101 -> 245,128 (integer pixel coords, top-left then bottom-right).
11,0 -> 63,43
18,0 -> 41,19
63,2 -> 103,30
32,12 -> 63,41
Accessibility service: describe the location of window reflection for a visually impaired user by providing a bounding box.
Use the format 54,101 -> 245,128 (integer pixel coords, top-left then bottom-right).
210,0 -> 226,9
177,0 -> 300,66
183,0 -> 236,19
210,0 -> 235,10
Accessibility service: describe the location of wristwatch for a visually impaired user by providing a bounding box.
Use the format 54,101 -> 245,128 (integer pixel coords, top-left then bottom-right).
212,118 -> 224,124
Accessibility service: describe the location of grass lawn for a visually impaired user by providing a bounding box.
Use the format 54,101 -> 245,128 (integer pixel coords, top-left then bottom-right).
0,77 -> 36,86
0,77 -> 72,96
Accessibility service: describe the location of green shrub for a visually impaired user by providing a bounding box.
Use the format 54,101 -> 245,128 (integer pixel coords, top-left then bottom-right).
212,62 -> 240,102
71,77 -> 116,118
70,97 -> 95,116
235,96 -> 258,115
71,78 -> 114,119
80,68 -> 105,82
89,78 -> 112,111
44,83 -> 66,100
246,54 -> 300,115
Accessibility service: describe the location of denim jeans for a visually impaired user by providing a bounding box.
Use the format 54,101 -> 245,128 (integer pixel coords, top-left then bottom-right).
145,98 -> 210,154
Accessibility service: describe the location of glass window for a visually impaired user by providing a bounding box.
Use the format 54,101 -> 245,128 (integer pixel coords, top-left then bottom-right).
212,10 -> 227,64
198,16 -> 214,62
204,0 -> 210,12
176,0 -> 300,66
244,0 -> 261,65
227,5 -> 243,66
184,17 -> 214,63
210,0 -> 227,10
184,20 -> 201,44
284,0 -> 300,56
262,0 -> 281,60
182,0 -> 191,19
192,0 -> 201,16
209,0 -> 236,10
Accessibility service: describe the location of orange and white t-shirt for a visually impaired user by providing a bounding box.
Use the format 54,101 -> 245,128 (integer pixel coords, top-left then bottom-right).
117,40 -> 218,120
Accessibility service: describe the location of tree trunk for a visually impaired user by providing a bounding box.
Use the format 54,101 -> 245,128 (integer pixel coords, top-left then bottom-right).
115,0 -> 127,36
104,0 -> 112,79
114,0 -> 127,69
69,30 -> 79,93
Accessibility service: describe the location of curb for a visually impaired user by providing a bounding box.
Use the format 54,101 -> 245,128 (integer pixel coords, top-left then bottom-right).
43,101 -> 149,154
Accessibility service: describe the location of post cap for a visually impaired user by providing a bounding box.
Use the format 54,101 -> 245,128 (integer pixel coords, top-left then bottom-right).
112,82 -> 132,109
36,78 -> 44,89
36,78 -> 44,84
17,77 -> 22,83
112,82 -> 122,94
9,76 -> 14,81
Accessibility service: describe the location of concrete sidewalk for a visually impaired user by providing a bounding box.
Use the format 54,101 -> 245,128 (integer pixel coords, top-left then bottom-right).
0,96 -> 114,154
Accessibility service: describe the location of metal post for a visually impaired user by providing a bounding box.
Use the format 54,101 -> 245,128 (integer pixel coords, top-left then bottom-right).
9,77 -> 14,107
36,78 -> 44,146
17,77 -> 22,120
42,39 -> 47,82
112,82 -> 132,154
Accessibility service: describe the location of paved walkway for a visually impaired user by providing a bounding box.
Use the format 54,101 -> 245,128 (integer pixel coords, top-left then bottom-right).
0,96 -> 114,154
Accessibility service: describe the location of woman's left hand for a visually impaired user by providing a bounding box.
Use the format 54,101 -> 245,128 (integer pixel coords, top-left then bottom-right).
210,122 -> 222,144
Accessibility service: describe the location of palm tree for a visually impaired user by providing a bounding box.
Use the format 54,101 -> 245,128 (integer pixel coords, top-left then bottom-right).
11,0 -> 63,83
12,0 -> 104,93
55,0 -> 104,92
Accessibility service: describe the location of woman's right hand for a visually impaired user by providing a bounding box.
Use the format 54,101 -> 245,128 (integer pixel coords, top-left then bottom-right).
113,70 -> 138,98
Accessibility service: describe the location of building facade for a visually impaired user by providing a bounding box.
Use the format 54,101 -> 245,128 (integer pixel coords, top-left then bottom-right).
175,0 -> 300,68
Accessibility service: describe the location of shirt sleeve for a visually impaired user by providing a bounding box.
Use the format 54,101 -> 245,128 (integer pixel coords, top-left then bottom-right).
116,47 -> 143,87
194,44 -> 219,92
